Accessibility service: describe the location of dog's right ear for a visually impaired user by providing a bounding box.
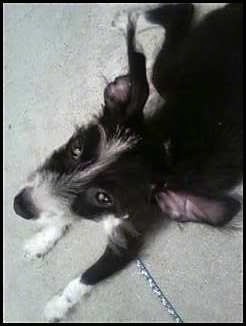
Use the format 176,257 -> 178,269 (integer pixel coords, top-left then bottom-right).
103,15 -> 149,126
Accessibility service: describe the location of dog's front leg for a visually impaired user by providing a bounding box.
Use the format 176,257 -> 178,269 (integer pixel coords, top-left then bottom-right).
23,214 -> 72,260
44,242 -> 140,322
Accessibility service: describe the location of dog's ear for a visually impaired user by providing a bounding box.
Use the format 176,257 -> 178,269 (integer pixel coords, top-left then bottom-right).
156,190 -> 241,226
103,16 -> 149,125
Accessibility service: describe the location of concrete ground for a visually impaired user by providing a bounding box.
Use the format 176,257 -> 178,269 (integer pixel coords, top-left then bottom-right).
4,3 -> 243,323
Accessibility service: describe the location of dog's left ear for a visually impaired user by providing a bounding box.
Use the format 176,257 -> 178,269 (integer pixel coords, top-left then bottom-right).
156,190 -> 241,227
103,16 -> 149,124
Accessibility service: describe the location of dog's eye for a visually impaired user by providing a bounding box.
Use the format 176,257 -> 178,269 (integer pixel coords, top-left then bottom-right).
71,138 -> 83,160
95,191 -> 113,206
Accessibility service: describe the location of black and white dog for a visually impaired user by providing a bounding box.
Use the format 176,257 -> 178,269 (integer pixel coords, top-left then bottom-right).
13,3 -> 242,322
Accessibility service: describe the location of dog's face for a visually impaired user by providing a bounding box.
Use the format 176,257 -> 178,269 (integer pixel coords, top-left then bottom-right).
13,68 -> 152,225
13,124 -> 147,222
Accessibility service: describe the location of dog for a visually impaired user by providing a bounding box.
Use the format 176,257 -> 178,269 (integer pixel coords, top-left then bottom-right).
13,3 -> 242,322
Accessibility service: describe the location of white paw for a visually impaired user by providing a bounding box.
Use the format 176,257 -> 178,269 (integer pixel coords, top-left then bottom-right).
44,278 -> 92,322
23,238 -> 48,260
44,294 -> 70,322
23,225 -> 69,260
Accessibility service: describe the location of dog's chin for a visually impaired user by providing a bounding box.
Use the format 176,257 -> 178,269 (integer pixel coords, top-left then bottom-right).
29,211 -> 68,229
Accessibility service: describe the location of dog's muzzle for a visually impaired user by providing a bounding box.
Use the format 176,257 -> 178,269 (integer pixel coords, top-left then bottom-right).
13,187 -> 39,220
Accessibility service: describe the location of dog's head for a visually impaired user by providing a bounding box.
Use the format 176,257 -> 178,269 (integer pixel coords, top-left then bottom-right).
13,18 -> 153,228
13,120 -> 150,223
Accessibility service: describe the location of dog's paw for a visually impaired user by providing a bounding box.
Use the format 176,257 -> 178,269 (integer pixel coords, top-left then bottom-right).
44,278 -> 92,322
23,237 -> 49,260
44,294 -> 69,322
23,225 -> 69,261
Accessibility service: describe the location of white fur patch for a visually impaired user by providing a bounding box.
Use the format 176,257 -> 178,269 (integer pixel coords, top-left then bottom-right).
21,172 -> 74,258
98,125 -> 138,162
67,127 -> 138,191
103,214 -> 123,236
102,214 -> 139,250
20,171 -> 74,258
28,172 -> 69,217
44,278 -> 92,322
23,223 -> 70,260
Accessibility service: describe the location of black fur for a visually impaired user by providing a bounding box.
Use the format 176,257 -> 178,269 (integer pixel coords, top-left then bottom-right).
147,4 -> 242,196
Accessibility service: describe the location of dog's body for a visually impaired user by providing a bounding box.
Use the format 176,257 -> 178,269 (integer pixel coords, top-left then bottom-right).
145,3 -> 242,223
13,4 -> 242,322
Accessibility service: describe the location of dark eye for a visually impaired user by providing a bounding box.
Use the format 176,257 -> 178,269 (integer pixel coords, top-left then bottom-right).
71,138 -> 83,160
95,191 -> 113,206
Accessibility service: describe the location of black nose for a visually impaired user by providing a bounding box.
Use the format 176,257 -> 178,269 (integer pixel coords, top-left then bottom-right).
13,188 -> 37,219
